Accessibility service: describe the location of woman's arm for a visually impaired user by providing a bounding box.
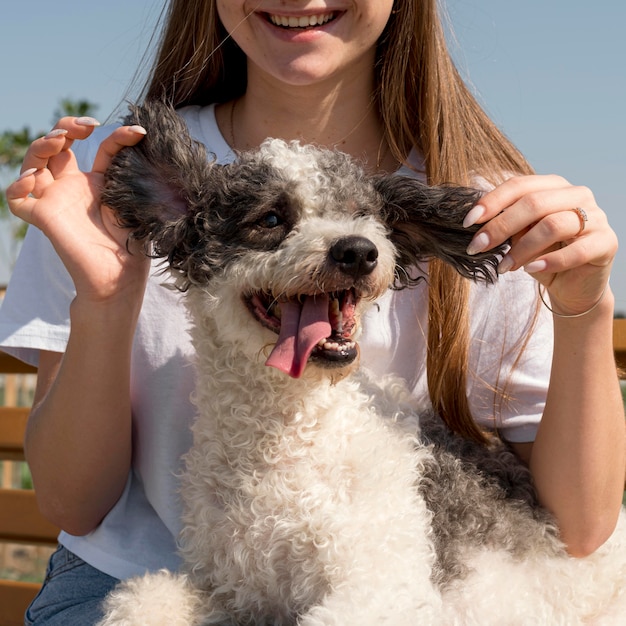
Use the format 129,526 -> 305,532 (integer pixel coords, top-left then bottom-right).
468,174 -> 626,556
510,294 -> 625,556
527,294 -> 624,556
26,303 -> 136,535
6,119 -> 149,535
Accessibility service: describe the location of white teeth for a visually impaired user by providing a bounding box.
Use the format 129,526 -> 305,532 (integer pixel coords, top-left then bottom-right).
269,13 -> 334,28
317,339 -> 356,352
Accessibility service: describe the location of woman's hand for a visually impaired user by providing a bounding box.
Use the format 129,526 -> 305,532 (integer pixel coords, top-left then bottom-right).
7,117 -> 152,534
6,117 -> 149,307
463,174 -> 617,316
465,173 -> 624,556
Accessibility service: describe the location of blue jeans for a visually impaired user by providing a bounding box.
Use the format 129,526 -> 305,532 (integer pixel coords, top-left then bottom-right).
24,545 -> 120,626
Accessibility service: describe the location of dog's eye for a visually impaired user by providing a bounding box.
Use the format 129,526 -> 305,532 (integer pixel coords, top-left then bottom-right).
259,212 -> 282,229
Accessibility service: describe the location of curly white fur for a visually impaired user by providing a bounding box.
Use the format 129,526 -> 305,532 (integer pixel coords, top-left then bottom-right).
440,518 -> 626,625
97,105 -> 626,625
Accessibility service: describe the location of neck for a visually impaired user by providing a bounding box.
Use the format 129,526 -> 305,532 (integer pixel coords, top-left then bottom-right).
217,72 -> 398,173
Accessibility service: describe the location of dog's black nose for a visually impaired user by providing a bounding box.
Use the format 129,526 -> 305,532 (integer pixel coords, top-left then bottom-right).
330,236 -> 378,277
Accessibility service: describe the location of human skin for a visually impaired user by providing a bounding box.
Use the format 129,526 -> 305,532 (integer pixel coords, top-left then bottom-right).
7,1 -> 625,555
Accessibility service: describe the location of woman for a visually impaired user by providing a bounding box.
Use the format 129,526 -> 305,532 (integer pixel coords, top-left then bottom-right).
1,1 -> 624,623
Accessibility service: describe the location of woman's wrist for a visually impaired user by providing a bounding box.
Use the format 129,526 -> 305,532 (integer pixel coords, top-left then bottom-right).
70,288 -> 145,343
538,283 -> 611,319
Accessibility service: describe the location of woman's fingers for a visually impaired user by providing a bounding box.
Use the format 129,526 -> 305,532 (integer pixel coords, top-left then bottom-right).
8,121 -> 146,224
463,173 -> 617,316
19,117 -> 101,174
19,129 -> 71,174
5,171 -> 39,223
466,175 -> 573,223
464,174 -> 609,270
466,178 -> 595,254
505,208 -> 615,274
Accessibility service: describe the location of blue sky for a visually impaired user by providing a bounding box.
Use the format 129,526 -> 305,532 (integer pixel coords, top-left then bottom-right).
2,0 -> 625,311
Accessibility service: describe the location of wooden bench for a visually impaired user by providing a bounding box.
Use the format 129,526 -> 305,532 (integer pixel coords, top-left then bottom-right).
0,320 -> 625,625
615,318 -> 626,374
0,352 -> 58,626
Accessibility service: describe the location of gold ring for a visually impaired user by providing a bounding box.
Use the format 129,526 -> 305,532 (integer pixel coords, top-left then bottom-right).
571,207 -> 588,237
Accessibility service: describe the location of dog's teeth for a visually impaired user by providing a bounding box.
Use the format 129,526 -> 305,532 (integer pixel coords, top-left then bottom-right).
320,340 -> 356,352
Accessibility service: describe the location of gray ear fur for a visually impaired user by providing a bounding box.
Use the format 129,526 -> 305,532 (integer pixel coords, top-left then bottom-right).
101,101 -> 215,277
103,102 -> 506,291
373,175 -> 506,286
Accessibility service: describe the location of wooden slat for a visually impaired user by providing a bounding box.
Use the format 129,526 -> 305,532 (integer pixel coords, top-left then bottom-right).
0,490 -> 58,545
0,350 -> 41,624
0,407 -> 29,461
0,580 -> 41,626
0,351 -> 37,375
615,319 -> 626,374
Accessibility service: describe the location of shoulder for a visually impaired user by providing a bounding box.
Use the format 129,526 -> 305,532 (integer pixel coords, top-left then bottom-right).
176,104 -> 235,164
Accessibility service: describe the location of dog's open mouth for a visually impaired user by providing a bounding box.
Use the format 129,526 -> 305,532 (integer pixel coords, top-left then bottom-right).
245,290 -> 359,378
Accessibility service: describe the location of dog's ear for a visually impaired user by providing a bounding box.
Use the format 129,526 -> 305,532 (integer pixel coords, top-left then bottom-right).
373,175 -> 506,287
102,101 -> 214,280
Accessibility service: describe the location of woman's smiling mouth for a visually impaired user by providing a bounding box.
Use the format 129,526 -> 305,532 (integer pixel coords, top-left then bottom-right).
266,12 -> 338,29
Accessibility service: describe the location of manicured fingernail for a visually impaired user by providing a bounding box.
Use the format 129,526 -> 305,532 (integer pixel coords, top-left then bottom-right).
524,260 -> 548,274
44,128 -> 69,139
128,125 -> 147,135
466,232 -> 490,255
17,168 -> 38,180
497,255 -> 515,274
463,204 -> 486,228
75,116 -> 101,127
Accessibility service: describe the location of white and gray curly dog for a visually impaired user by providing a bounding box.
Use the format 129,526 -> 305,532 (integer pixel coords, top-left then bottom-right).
98,101 -> 626,625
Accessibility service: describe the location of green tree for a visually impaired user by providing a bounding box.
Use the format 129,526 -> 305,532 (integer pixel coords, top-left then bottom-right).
53,98 -> 99,122
0,99 -> 99,239
0,127 -> 31,169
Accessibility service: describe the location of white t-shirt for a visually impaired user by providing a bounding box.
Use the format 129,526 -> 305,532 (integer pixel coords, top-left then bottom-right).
0,104 -> 553,579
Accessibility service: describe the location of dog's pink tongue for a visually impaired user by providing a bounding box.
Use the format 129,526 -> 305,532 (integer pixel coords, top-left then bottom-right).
265,295 -> 331,378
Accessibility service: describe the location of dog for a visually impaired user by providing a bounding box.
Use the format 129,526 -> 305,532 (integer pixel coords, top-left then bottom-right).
97,101 -> 626,625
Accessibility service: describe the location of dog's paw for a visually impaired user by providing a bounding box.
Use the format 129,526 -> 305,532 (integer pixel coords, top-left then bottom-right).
96,570 -> 202,626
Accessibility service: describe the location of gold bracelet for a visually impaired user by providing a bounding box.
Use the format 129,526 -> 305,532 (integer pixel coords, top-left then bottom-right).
538,282 -> 609,318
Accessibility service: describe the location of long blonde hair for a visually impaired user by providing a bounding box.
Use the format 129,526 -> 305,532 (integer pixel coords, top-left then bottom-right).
141,0 -> 534,443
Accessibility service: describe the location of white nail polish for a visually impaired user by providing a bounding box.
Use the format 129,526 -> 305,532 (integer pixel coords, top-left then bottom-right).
44,128 -> 69,139
466,232 -> 490,255
524,260 -> 548,274
75,116 -> 101,127
463,204 -> 486,228
128,125 -> 147,135
497,255 -> 515,274
17,168 -> 38,180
